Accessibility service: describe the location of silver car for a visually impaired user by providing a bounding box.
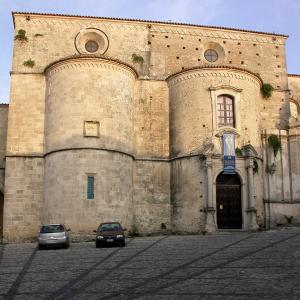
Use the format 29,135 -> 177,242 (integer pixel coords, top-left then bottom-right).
38,224 -> 70,250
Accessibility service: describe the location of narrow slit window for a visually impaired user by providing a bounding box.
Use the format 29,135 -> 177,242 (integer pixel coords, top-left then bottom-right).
87,176 -> 94,199
217,95 -> 235,127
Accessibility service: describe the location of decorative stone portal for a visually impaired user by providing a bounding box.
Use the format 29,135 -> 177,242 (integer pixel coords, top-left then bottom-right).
216,173 -> 242,229
0,191 -> 3,239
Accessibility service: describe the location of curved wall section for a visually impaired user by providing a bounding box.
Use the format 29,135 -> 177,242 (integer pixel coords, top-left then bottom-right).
44,58 -> 135,233
168,68 -> 262,156
45,57 -> 136,154
44,150 -> 133,232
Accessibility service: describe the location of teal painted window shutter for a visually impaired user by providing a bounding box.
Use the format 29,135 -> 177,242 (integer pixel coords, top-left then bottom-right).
87,176 -> 94,199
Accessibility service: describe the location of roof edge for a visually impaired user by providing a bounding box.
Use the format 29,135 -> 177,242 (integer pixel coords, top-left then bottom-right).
12,11 -> 289,38
288,74 -> 300,78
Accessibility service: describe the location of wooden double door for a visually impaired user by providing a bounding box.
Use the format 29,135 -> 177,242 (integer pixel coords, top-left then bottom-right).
216,173 -> 242,229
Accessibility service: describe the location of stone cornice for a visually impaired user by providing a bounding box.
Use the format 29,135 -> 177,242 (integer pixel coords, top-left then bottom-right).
167,66 -> 263,87
12,12 -> 288,40
288,74 -> 300,78
44,55 -> 138,79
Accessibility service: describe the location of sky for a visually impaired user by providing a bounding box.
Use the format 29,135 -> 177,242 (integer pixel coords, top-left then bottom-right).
0,0 -> 299,103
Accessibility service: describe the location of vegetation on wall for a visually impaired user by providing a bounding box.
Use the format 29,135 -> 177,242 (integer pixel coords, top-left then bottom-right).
268,134 -> 281,157
23,59 -> 35,68
261,83 -> 274,98
15,29 -> 28,41
235,147 -> 243,156
132,53 -> 144,64
253,160 -> 259,174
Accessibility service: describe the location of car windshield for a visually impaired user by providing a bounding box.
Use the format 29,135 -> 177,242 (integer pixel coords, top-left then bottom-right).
99,223 -> 121,231
40,225 -> 65,233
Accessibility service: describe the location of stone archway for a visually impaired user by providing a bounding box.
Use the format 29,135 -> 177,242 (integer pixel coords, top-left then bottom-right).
216,173 -> 242,229
0,191 -> 3,239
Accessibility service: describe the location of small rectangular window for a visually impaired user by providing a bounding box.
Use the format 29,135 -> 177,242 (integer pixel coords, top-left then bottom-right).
87,176 -> 94,199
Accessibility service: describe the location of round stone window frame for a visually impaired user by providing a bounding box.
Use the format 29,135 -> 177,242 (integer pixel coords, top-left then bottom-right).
75,28 -> 109,55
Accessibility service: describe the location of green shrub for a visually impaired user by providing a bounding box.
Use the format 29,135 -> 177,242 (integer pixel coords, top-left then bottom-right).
268,134 -> 281,157
23,59 -> 35,68
235,147 -> 243,156
132,53 -> 144,63
261,83 -> 274,98
15,29 -> 28,41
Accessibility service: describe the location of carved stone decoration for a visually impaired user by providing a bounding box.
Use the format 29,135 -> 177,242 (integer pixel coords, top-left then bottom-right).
75,28 -> 109,55
84,121 -> 100,137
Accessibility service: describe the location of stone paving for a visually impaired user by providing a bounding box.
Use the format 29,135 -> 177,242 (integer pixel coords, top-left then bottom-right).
0,228 -> 300,299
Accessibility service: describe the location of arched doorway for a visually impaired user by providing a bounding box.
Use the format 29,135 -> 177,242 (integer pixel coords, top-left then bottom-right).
0,191 -> 3,239
216,173 -> 242,229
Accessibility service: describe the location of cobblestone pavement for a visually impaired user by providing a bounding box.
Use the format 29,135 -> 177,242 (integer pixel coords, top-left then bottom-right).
0,228 -> 300,299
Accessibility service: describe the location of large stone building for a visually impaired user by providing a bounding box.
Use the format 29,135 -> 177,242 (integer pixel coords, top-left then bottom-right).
0,12 -> 300,242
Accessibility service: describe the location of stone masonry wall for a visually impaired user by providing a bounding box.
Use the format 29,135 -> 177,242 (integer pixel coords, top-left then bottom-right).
45,58 -> 136,154
4,13 -> 298,238
12,13 -> 289,131
0,105 -> 8,192
168,68 -> 262,157
3,157 -> 44,242
133,161 -> 170,234
44,150 -> 133,233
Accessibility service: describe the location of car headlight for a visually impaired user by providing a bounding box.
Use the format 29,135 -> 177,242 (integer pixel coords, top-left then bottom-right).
116,235 -> 124,238
97,235 -> 104,239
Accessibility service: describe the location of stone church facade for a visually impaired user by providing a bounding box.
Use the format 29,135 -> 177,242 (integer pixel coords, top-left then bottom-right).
0,12 -> 300,242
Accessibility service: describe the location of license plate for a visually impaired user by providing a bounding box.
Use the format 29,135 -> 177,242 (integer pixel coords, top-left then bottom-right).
106,238 -> 114,242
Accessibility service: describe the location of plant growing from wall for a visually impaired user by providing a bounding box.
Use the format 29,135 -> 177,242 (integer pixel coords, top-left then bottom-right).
253,160 -> 259,174
15,29 -> 28,41
268,134 -> 281,157
23,58 -> 35,68
132,53 -> 144,64
235,147 -> 243,156
261,83 -> 274,98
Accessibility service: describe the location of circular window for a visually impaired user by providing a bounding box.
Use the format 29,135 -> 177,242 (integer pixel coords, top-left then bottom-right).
75,28 -> 109,55
85,40 -> 99,53
204,49 -> 218,62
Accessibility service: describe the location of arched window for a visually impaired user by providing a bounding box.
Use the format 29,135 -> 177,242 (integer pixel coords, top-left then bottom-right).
217,95 -> 235,127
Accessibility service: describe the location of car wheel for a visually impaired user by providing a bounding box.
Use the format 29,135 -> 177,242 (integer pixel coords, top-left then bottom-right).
38,244 -> 44,250
120,241 -> 126,247
96,242 -> 101,248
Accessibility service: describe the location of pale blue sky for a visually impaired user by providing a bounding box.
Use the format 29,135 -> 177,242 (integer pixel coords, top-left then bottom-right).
1,0 -> 299,103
